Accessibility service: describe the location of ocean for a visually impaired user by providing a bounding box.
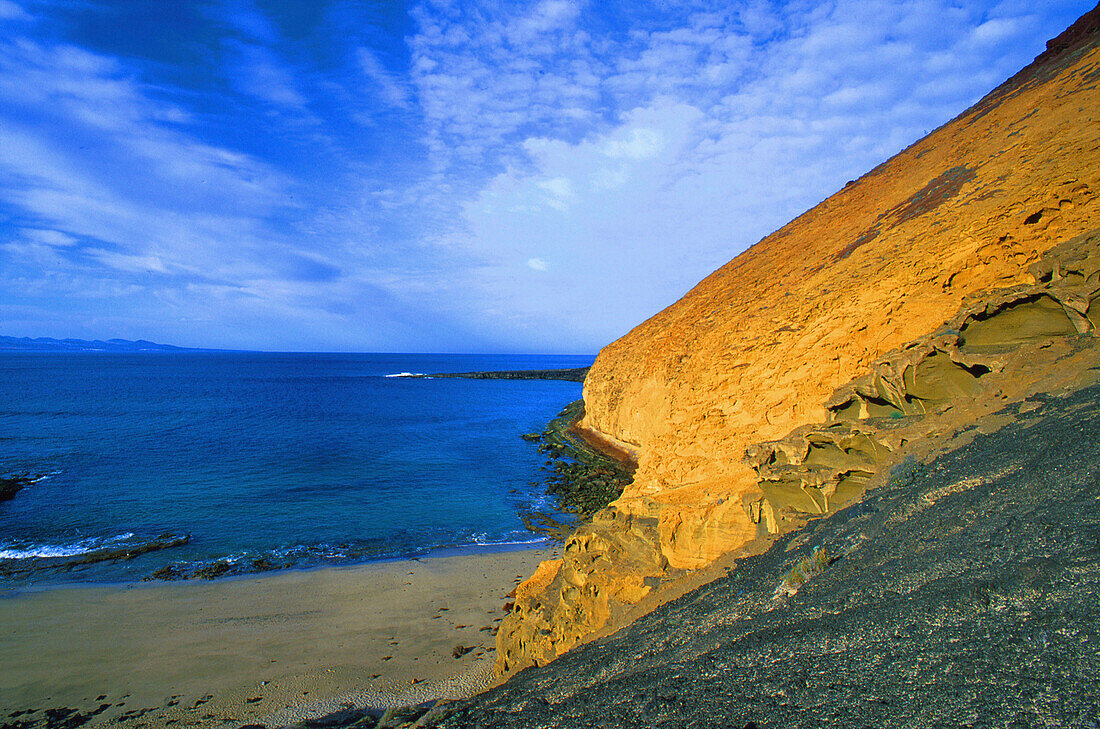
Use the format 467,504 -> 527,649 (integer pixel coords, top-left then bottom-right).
0,352 -> 590,588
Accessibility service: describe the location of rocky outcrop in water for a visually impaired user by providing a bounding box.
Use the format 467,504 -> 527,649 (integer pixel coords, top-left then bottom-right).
0,474 -> 34,503
0,533 -> 192,582
519,400 -> 634,541
495,6 -> 1100,677
406,368 -> 589,382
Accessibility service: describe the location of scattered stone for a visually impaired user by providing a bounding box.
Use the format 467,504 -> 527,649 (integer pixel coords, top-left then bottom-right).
194,561 -> 232,580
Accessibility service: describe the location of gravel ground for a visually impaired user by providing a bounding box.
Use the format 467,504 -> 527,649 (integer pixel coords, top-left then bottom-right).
440,383 -> 1100,728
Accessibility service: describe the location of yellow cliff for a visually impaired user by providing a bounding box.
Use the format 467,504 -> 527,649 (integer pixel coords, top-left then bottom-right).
496,6 -> 1100,676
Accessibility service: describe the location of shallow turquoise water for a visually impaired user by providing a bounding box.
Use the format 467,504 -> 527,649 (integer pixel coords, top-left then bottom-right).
0,352 -> 589,586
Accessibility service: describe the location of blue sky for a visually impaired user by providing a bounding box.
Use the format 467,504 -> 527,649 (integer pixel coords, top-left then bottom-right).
0,0 -> 1091,353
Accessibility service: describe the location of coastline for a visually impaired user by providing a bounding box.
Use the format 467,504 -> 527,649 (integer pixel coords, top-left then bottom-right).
399,367 -> 589,382
0,544 -> 557,728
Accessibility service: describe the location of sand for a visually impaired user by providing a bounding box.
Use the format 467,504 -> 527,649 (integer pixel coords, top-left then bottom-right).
0,545 -> 557,727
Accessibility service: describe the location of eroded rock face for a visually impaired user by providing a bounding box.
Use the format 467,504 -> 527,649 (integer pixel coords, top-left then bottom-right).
496,10 -> 1100,677
743,230 -> 1100,536
456,378 -> 1100,729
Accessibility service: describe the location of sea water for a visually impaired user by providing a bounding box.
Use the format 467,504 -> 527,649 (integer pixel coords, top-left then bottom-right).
0,352 -> 590,587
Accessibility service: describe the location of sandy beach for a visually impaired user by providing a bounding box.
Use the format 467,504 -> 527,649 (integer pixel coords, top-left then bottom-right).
0,545 -> 556,727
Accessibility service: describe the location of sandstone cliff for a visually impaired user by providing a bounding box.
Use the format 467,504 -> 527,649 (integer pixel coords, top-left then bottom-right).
454,371 -> 1100,728
496,6 -> 1100,676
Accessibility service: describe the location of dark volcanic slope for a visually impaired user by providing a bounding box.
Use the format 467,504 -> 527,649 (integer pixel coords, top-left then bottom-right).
443,384 -> 1100,728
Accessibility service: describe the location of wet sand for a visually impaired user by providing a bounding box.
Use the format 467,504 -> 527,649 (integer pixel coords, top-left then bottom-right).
0,546 -> 556,727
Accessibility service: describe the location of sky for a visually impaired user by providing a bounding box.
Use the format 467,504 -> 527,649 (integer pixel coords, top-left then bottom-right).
0,0 -> 1092,353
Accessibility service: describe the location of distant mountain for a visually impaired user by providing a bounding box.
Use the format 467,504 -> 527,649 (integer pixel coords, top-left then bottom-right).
0,336 -> 205,352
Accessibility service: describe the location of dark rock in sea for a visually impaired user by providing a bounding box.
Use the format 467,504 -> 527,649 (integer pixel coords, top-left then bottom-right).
145,564 -> 184,581
65,534 -> 191,567
409,367 -> 589,382
0,474 -> 34,503
519,400 -> 634,541
194,560 -> 232,580
144,554 -> 294,582
437,383 -> 1100,728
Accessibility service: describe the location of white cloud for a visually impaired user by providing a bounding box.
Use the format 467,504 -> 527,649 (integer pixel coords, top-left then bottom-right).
602,128 -> 664,160
230,42 -> 308,109
397,0 -> 1090,352
408,0 -> 599,173
88,249 -> 171,275
0,36 -> 299,294
508,0 -> 580,43
0,0 -> 30,21
21,228 -> 77,247
357,47 -> 411,110
527,257 -> 548,271
972,17 -> 1023,45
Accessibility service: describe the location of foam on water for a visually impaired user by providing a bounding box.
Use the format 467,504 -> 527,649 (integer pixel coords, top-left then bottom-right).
0,532 -> 136,560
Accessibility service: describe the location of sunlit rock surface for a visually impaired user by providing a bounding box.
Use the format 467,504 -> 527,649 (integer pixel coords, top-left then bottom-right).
496,7 -> 1100,676
454,375 -> 1100,727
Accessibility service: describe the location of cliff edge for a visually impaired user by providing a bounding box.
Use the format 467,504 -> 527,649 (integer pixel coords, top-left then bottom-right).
496,4 -> 1100,675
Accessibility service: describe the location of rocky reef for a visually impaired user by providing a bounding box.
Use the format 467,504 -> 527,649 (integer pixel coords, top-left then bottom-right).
0,533 -> 193,582
519,400 -> 635,541
494,6 -> 1100,678
404,368 -> 589,382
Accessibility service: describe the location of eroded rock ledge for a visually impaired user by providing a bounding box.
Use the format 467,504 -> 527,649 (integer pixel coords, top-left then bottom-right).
493,8 -> 1100,677
496,230 -> 1100,676
452,373 -> 1100,728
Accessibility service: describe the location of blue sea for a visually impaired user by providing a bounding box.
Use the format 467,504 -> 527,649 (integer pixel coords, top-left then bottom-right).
0,352 -> 590,588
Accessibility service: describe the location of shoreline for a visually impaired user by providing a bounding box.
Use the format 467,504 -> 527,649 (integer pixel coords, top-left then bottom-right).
519,400 -> 634,535
0,536 -> 552,596
0,543 -> 557,728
